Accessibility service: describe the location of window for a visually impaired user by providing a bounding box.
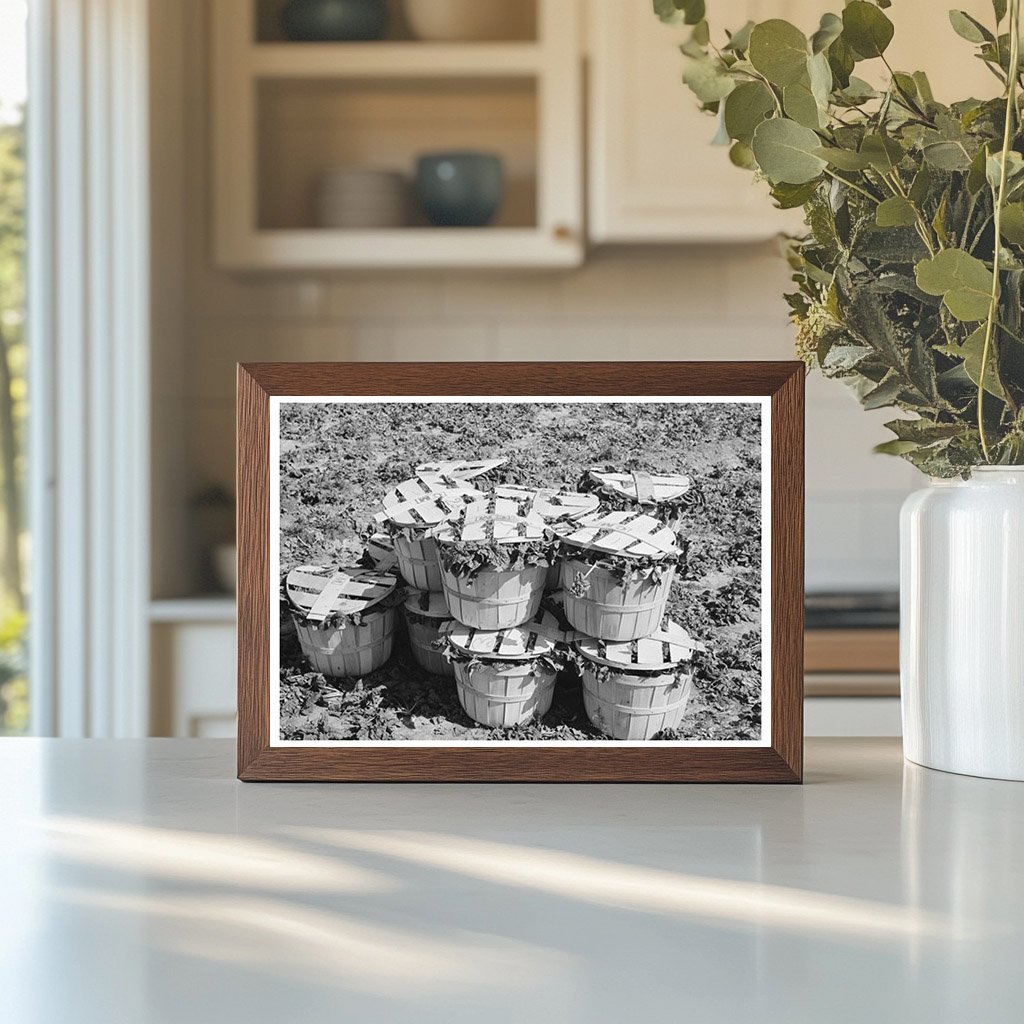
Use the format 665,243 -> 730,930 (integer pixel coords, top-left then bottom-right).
0,0 -> 28,734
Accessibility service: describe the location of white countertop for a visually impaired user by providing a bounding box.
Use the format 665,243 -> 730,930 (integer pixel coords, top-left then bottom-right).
1,738 -> 1020,1023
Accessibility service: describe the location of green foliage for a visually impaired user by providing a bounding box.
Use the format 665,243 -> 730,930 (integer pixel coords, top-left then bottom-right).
436,536 -> 552,581
662,0 -> 1024,475
0,600 -> 26,734
0,111 -> 27,730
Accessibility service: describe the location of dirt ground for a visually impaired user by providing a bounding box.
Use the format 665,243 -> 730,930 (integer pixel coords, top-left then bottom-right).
278,400 -> 764,742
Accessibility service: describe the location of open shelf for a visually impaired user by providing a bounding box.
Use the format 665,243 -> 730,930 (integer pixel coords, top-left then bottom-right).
254,0 -> 538,44
257,76 -> 538,232
249,41 -> 544,77
213,0 -> 582,269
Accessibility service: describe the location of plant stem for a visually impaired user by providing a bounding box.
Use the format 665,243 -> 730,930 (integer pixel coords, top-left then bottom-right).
884,171 -> 939,254
979,0 -> 1021,462
822,167 -> 881,204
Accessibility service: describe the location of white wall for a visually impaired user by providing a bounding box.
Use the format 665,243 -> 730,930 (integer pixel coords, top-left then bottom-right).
157,0 -> 920,599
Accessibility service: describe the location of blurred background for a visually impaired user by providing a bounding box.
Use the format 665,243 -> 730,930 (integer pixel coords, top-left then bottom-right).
0,0 -> 998,740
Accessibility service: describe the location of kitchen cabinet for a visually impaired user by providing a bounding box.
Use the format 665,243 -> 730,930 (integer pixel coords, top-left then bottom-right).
150,600 -> 237,738
587,0 -> 813,243
211,0 -> 583,269
586,0 -> 998,244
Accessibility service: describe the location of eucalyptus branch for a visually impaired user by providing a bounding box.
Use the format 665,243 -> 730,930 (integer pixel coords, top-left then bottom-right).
822,168 -> 881,205
978,0 -> 1021,462
666,1 -> 1024,474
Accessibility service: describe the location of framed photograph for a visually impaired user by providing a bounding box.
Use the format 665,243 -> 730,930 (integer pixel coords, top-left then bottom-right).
237,362 -> 804,782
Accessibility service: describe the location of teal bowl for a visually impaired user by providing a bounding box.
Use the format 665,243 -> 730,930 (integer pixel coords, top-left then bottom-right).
281,0 -> 388,42
415,153 -> 505,228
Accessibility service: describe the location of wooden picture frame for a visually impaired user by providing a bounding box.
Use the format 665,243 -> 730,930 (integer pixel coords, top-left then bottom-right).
238,362 -> 804,782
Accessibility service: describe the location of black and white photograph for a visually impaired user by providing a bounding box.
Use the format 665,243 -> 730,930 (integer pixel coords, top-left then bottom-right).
270,396 -> 771,746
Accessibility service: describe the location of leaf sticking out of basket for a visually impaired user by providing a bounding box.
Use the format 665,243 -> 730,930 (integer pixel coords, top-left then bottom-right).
364,532 -> 399,572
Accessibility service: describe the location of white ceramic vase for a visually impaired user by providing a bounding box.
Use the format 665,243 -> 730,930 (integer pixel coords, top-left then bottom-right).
900,467 -> 1024,780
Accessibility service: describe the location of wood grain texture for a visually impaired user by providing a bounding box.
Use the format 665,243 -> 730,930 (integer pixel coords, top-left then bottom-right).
236,361 -> 805,783
805,629 -> 899,674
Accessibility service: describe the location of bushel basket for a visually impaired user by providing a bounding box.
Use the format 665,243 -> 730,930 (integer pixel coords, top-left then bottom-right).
494,485 -> 599,590
435,495 -> 551,629
575,622 -> 701,740
440,607 -> 574,728
284,565 -> 399,678
377,477 -> 482,592
403,588 -> 455,678
556,510 -> 682,641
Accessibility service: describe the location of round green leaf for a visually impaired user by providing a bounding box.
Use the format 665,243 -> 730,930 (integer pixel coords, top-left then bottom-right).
860,133 -> 904,173
729,140 -> 757,170
941,326 -> 1006,398
1000,203 -> 1024,245
875,196 -> 918,228
784,81 -> 824,129
723,81 -> 775,144
748,20 -> 809,86
811,13 -> 843,55
682,57 -> 736,104
807,52 -> 833,107
752,118 -> 828,184
724,20 -> 755,53
949,10 -> 994,44
814,146 -> 872,171
915,249 -> 993,322
654,0 -> 705,26
842,1 -> 894,59
923,140 -> 973,171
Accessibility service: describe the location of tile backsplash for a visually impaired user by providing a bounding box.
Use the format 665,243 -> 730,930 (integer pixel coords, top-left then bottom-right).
156,0 -> 915,598
181,246 -> 916,593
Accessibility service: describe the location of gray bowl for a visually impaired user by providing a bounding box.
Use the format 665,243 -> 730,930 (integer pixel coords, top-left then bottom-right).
280,0 -> 388,42
415,152 -> 505,228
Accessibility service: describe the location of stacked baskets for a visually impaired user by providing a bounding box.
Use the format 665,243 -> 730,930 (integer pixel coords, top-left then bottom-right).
283,461 -> 704,738
440,605 -> 574,728
430,492 -> 571,726
376,476 -> 482,591
493,484 -> 599,589
284,565 -> 401,678
553,468 -> 702,738
574,622 -> 700,740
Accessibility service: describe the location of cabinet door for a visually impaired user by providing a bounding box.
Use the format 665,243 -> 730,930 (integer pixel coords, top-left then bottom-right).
588,0 -> 995,244
587,0 -> 811,242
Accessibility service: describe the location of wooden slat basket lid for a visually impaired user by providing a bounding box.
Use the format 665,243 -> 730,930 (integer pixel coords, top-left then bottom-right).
442,604 -> 576,661
584,468 -> 691,506
416,457 -> 507,482
556,509 -> 681,560
380,475 -> 481,517
494,485 -> 599,522
436,493 -> 548,546
285,565 -> 398,625
403,588 -> 453,619
378,484 -> 482,531
575,621 -> 701,671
